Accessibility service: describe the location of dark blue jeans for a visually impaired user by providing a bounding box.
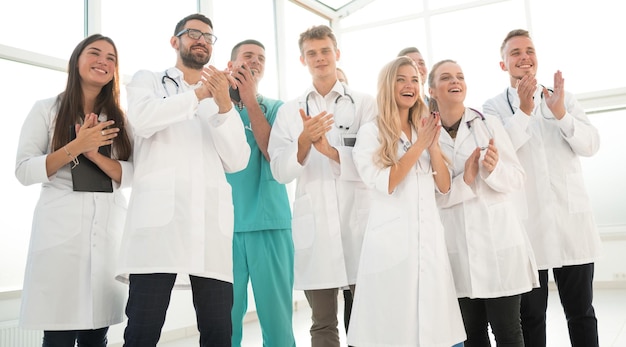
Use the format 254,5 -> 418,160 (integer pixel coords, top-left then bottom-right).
123,273 -> 233,347
521,263 -> 598,347
42,327 -> 108,347
458,295 -> 524,347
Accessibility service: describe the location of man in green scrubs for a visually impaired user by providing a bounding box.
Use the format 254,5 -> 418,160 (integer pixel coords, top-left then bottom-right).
226,39 -> 295,347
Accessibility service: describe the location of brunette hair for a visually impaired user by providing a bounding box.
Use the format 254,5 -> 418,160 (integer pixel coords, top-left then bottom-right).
174,13 -> 213,35
427,59 -> 458,113
230,39 -> 265,61
397,46 -> 421,57
298,25 -> 338,54
336,67 -> 348,85
51,34 -> 131,160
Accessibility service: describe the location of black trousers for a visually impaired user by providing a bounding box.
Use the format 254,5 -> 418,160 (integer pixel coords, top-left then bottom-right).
123,273 -> 233,347
458,295 -> 524,347
343,289 -> 353,333
43,327 -> 108,347
521,263 -> 598,347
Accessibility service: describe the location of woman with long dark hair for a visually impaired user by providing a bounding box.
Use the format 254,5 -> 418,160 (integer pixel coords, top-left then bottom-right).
15,34 -> 132,347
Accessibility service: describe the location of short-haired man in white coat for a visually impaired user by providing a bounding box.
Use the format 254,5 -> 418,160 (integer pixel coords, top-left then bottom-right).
483,28 -> 601,347
117,13 -> 250,347
268,25 -> 376,347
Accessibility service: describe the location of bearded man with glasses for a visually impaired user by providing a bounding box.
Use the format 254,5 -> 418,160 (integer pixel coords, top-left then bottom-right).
116,13 -> 250,347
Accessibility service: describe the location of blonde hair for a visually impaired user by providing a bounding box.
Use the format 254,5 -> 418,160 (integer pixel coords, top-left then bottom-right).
376,56 -> 428,168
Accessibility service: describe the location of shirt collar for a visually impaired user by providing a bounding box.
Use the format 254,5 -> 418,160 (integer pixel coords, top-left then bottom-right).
165,67 -> 202,88
303,80 -> 347,100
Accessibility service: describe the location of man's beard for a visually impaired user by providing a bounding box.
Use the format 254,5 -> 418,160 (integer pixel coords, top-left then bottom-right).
181,45 -> 210,70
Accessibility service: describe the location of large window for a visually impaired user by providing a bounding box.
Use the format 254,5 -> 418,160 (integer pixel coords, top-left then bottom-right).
529,0 -> 626,94
426,0 -> 527,107
280,0 -> 329,100
212,0 -> 281,98
100,0 -> 198,76
581,109 -> 626,228
0,60 -> 67,290
0,1 -> 84,59
340,18 -> 427,96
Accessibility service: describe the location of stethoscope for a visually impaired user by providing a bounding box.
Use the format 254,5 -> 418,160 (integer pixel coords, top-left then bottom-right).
238,95 -> 269,132
506,85 -> 554,119
236,94 -> 268,114
304,85 -> 356,130
398,127 -> 432,174
161,70 -> 179,97
466,108 -> 494,151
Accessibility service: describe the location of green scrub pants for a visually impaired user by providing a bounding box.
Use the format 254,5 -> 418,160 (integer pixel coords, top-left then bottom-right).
231,229 -> 295,347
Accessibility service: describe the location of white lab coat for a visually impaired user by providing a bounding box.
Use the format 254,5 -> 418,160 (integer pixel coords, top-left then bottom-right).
437,108 -> 538,298
483,88 -> 601,269
267,82 -> 376,289
15,97 -> 133,329
117,68 -> 249,286
347,122 -> 466,347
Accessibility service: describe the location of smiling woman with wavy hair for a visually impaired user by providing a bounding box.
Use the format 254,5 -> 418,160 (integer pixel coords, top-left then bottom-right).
347,55 -> 465,347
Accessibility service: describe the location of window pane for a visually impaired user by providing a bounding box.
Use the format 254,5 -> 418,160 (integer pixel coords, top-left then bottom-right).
581,109 -> 626,229
340,19 -> 426,96
100,0 -> 197,77
0,0 -> 83,59
429,0 -> 491,10
529,0 -> 626,94
428,1 -> 526,108
212,0 -> 279,98
341,0 -> 422,28
0,60 -> 67,290
321,0 -> 357,10
282,1 -> 329,101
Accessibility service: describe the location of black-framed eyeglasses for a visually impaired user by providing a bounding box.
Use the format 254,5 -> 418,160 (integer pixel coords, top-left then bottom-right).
176,28 -> 217,44
466,108 -> 494,151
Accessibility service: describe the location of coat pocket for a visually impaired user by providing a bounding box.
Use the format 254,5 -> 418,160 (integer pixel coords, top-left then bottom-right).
217,183 -> 234,238
291,194 -> 315,250
566,172 -> 593,213
359,215 -> 408,274
131,168 -> 175,228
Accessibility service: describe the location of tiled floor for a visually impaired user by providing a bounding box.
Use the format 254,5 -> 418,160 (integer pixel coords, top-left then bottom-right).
160,288 -> 626,346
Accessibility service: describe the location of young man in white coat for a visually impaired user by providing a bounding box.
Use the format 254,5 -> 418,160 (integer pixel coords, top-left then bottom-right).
117,13 -> 250,347
483,29 -> 601,347
268,25 -> 377,347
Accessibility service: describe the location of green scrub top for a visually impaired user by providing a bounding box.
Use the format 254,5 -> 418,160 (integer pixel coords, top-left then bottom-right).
226,96 -> 292,232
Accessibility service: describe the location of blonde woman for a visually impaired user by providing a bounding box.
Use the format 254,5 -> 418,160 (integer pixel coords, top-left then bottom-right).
348,56 -> 465,347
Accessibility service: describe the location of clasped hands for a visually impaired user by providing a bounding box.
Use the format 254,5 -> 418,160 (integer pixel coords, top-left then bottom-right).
74,113 -> 119,160
516,70 -> 566,119
298,109 -> 336,158
195,65 -> 238,113
414,111 -> 442,152
463,139 -> 499,185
